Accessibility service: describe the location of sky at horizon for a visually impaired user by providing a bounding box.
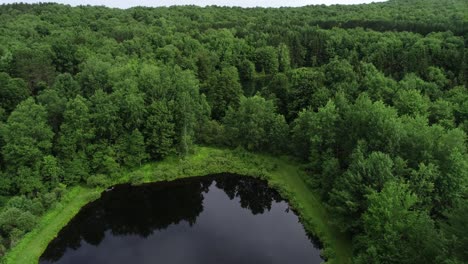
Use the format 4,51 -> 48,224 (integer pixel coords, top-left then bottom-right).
0,0 -> 387,9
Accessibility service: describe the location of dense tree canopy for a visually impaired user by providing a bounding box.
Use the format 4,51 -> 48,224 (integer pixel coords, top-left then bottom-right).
0,0 -> 466,262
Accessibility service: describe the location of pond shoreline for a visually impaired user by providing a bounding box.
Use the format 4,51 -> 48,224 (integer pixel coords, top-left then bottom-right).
2,146 -> 351,264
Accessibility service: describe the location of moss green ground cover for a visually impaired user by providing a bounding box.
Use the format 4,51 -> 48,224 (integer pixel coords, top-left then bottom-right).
3,146 -> 351,264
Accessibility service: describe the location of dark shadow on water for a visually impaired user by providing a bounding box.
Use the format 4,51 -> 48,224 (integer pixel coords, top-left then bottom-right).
40,173 -> 323,264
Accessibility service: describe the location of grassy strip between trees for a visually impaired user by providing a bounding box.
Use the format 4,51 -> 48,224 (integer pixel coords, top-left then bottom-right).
3,146 -> 351,264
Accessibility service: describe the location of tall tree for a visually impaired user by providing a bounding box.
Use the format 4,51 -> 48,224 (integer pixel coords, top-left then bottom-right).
355,181 -> 442,264
89,89 -> 121,142
116,129 -> 147,168
203,66 -> 243,120
288,67 -> 326,117
1,98 -> 53,194
10,48 -> 56,93
77,58 -> 112,97
254,46 -> 279,74
144,101 -> 175,160
328,148 -> 395,233
36,88 -> 67,133
223,95 -> 288,153
0,72 -> 30,113
393,89 -> 430,117
113,81 -> 146,131
57,96 -> 94,184
277,43 -> 291,72
262,73 -> 290,116
441,198 -> 468,263
52,73 -> 81,100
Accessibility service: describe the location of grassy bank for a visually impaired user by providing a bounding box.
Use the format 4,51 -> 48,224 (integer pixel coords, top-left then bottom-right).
3,146 -> 351,264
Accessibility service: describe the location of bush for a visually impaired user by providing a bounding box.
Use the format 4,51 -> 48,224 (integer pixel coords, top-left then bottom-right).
8,228 -> 24,248
130,171 -> 146,185
40,192 -> 57,209
52,183 -> 67,200
16,211 -> 37,232
0,208 -> 37,234
86,174 -> 110,188
6,196 -> 44,216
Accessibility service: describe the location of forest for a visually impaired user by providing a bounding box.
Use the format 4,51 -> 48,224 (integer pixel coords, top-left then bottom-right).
0,0 -> 467,263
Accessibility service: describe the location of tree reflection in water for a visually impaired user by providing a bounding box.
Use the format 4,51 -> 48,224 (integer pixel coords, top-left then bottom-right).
40,174 -> 323,264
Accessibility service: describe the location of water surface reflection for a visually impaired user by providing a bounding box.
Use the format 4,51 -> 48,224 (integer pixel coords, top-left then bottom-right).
40,174 -> 323,264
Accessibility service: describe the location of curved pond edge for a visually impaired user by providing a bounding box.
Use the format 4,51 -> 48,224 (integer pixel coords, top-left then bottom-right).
2,146 -> 352,264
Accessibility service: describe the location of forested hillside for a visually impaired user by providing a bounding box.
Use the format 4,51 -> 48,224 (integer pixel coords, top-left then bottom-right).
0,0 -> 467,263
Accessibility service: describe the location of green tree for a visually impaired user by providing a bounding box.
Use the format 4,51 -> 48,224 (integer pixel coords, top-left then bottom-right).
262,73 -> 290,116
407,163 -> 438,211
40,155 -> 62,189
393,89 -> 430,117
277,43 -> 291,72
355,181 -> 441,264
288,67 -> 327,117
358,62 -> 397,103
202,29 -> 236,64
90,89 -> 121,141
238,59 -> 255,83
57,96 -> 94,184
52,73 -> 81,100
399,73 -> 440,100
433,148 -> 468,216
15,167 -> 43,195
340,94 -> 401,160
254,46 -> 279,74
113,81 -> 146,130
144,101 -> 175,159
77,58 -> 112,96
90,145 -> 120,179
10,48 -> 56,93
36,88 -> 67,133
1,98 -> 53,193
328,148 -> 395,233
238,59 -> 256,95
137,64 -> 166,103
116,129 -> 147,168
0,207 -> 37,236
291,101 -> 339,162
429,99 -> 455,128
51,32 -> 82,74
444,86 -> 468,134
223,95 -> 288,153
203,66 -> 243,120
323,57 -> 358,97
0,72 -> 30,113
57,96 -> 94,159
425,66 -> 449,89
441,198 -> 468,263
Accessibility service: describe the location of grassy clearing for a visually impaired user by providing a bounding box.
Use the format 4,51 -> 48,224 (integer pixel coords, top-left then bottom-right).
3,146 -> 351,264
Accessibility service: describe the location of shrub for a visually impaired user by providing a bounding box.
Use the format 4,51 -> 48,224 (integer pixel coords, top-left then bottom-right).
0,208 -> 37,234
130,171 -> 146,185
86,174 -> 110,188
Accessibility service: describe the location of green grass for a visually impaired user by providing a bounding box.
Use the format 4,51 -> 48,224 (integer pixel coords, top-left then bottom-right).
1,187 -> 102,264
2,146 -> 351,264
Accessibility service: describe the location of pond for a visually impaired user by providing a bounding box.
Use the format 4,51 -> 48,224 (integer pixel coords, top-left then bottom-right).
40,174 -> 323,264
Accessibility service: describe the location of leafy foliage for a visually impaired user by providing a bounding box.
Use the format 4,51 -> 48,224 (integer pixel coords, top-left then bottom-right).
0,1 -> 466,262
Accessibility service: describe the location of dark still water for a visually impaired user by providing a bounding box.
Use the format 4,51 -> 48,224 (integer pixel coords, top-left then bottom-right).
40,174 -> 323,264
